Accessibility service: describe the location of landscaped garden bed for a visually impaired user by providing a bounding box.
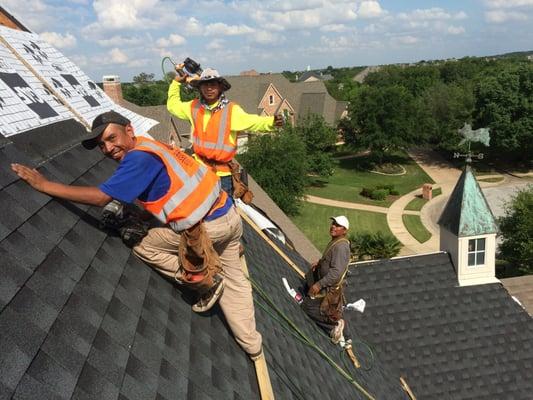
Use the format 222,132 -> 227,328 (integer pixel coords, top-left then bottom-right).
306,150 -> 434,207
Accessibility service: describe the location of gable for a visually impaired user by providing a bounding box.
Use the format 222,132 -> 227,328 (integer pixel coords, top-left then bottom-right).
258,83 -> 284,115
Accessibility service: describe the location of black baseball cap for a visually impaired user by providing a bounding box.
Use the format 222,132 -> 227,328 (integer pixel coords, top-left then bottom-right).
82,110 -> 131,150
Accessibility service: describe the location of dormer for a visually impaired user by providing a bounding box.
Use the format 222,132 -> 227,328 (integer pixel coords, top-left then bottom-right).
438,165 -> 499,286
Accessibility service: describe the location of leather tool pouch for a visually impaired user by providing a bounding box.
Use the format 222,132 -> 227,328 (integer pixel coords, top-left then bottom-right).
320,286 -> 345,322
228,160 -> 254,204
178,222 -> 222,293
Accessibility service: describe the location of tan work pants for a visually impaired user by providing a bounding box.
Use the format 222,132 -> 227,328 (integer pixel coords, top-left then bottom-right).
133,206 -> 262,355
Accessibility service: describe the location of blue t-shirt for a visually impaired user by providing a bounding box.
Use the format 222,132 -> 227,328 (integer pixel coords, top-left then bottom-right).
99,149 -> 233,219
99,150 -> 170,203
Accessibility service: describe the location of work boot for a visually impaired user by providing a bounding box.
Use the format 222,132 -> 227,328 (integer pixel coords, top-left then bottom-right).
191,275 -> 225,313
330,319 -> 345,344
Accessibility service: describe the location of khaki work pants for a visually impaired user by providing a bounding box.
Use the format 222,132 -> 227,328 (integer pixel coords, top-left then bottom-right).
133,206 -> 262,355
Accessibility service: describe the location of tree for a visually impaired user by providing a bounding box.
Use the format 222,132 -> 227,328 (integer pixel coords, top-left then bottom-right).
238,129 -> 308,215
498,186 -> 533,274
349,231 -> 402,260
343,84 -> 421,162
133,72 -> 155,84
293,114 -> 337,177
418,82 -> 474,150
122,83 -> 167,106
473,64 -> 533,162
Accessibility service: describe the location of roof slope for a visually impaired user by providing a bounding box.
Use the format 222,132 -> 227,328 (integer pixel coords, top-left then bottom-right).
0,123 -> 407,399
345,253 -> 533,400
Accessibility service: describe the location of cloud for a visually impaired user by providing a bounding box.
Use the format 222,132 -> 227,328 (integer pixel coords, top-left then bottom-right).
358,1 -> 385,18
249,30 -> 285,45
206,38 -> 225,51
485,0 -> 533,8
204,23 -> 255,36
398,7 -> 464,21
248,1 -> 358,31
97,35 -> 146,47
82,0 -> 180,34
183,17 -> 203,36
447,26 -> 465,35
485,10 -> 529,22
109,48 -> 129,64
320,24 -> 352,33
156,34 -> 186,47
40,32 -> 77,49
392,35 -> 419,45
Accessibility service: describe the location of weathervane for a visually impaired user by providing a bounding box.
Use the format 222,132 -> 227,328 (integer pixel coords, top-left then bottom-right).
453,123 -> 490,164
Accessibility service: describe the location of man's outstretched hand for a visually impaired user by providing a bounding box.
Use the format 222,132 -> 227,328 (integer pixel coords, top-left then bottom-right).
11,163 -> 48,192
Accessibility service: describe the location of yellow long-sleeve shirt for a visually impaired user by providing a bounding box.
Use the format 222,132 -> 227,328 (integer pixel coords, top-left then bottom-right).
167,80 -> 275,176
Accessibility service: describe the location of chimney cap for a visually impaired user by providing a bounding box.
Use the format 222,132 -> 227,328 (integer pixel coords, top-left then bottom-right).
102,75 -> 120,83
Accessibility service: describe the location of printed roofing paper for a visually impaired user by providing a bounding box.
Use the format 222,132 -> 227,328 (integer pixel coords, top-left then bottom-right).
0,25 -> 158,137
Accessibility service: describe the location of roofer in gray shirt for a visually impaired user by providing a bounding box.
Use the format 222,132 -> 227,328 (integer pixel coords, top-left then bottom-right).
302,216 -> 351,344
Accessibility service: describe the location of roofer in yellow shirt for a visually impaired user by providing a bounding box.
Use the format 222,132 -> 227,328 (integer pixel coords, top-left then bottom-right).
167,68 -> 283,200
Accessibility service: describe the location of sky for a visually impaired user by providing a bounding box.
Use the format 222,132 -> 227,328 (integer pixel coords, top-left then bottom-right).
4,0 -> 533,82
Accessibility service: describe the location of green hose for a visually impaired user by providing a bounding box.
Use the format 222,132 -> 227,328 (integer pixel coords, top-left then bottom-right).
161,56 -> 176,83
249,276 -> 376,400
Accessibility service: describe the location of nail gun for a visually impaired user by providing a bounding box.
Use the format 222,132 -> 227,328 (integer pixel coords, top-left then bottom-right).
175,57 -> 202,88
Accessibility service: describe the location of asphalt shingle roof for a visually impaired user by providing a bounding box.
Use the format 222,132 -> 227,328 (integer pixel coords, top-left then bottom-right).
345,253 -> 533,400
0,120 -> 407,400
225,74 -> 344,125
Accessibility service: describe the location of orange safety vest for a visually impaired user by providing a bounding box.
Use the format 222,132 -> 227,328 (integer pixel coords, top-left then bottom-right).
191,99 -> 236,168
134,137 -> 228,231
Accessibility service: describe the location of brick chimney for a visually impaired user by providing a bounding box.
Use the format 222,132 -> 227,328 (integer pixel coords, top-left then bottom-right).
102,75 -> 123,104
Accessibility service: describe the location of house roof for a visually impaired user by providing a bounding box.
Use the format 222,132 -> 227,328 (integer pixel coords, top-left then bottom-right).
502,275 -> 533,317
225,74 -> 344,125
0,121 -> 409,399
118,99 -> 191,144
438,165 -> 498,237
345,252 -> 533,399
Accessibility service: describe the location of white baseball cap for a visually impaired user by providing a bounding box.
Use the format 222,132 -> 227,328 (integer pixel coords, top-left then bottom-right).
330,215 -> 349,229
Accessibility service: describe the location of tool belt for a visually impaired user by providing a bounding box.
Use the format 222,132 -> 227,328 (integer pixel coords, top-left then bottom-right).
198,156 -> 254,204
178,222 -> 222,293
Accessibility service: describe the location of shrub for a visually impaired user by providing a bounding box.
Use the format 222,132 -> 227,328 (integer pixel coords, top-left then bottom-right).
376,184 -> 395,192
349,231 -> 402,260
361,187 -> 374,198
371,189 -> 388,200
390,189 -> 400,196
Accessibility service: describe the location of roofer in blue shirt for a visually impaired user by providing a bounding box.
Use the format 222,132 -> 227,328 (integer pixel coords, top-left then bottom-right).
11,110 -> 263,360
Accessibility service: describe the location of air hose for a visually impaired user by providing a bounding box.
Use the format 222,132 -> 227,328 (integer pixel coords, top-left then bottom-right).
248,275 -> 376,400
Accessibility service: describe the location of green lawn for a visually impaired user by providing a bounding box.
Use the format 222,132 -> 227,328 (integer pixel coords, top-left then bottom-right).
402,215 -> 432,243
306,151 -> 434,207
291,202 -> 392,251
405,187 -> 443,211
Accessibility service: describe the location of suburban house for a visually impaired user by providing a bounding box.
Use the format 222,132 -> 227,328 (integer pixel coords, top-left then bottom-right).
296,70 -> 334,83
225,73 -> 347,127
1,9 -> 532,400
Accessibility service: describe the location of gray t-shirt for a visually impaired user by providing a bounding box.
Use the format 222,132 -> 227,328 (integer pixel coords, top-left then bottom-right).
317,238 -> 350,288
